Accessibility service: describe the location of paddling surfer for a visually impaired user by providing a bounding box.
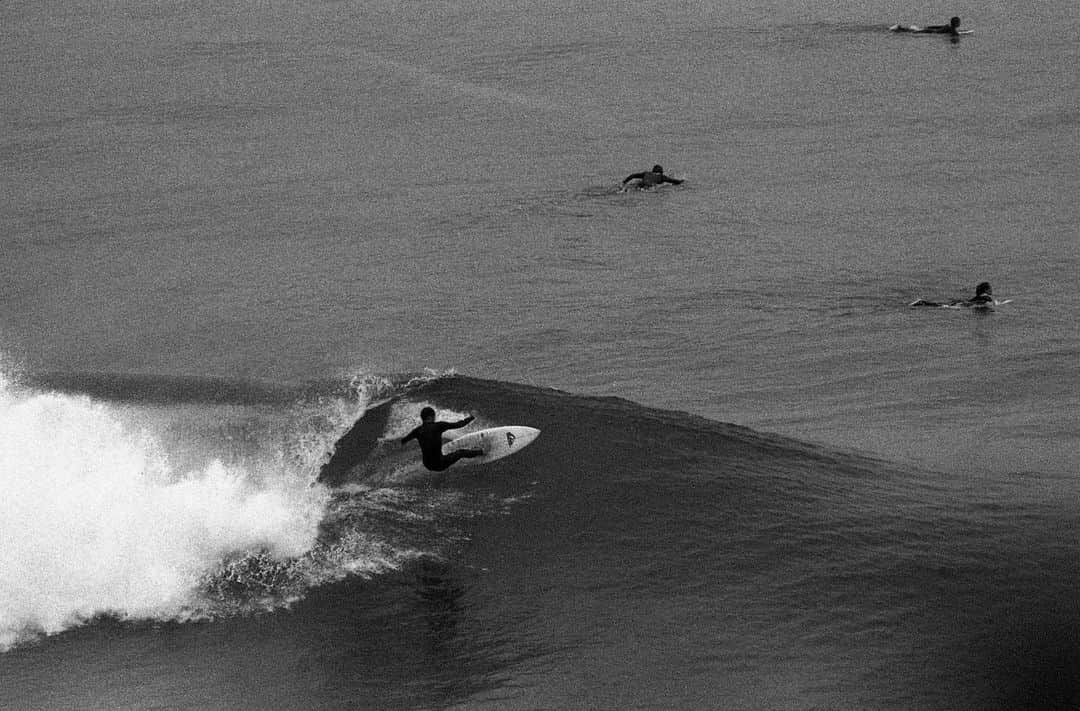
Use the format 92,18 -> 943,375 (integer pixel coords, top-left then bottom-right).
621,164 -> 684,189
920,16 -> 962,34
401,407 -> 484,471
910,281 -> 996,308
893,16 -> 962,35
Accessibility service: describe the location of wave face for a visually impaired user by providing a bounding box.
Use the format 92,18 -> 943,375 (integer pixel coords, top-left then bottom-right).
3,371 -> 1080,709
312,374 -> 1080,710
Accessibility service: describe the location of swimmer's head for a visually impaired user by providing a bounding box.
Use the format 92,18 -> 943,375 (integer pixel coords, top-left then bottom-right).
652,164 -> 664,174
420,406 -> 436,421
975,282 -> 992,297
950,16 -> 961,27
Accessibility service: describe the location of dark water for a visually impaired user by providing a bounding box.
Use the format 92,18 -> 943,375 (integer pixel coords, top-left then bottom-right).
3,373 -> 1080,709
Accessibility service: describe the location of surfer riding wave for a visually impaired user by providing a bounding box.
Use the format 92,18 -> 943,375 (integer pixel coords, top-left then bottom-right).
400,407 -> 484,471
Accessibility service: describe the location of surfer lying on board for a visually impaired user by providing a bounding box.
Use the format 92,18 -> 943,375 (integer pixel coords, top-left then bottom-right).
621,165 -> 684,190
891,16 -> 961,35
401,407 -> 484,471
909,281 -> 997,308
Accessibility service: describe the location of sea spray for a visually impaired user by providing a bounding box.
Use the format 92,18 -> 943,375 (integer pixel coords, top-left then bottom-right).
0,380 -> 327,649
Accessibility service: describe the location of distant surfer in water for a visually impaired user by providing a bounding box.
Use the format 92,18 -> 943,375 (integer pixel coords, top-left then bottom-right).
401,407 -> 484,471
891,16 -> 962,35
621,164 -> 684,190
910,281 -> 998,308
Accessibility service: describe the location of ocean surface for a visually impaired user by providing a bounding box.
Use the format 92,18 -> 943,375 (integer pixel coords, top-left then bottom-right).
2,0 -> 1079,708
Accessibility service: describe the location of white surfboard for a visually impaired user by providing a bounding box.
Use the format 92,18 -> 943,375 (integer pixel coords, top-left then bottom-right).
442,426 -> 540,467
909,298 -> 1011,309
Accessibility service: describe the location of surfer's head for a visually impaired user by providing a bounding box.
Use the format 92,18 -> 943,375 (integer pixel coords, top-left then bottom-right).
420,406 -> 436,422
950,16 -> 960,28
652,164 -> 664,174
975,282 -> 992,297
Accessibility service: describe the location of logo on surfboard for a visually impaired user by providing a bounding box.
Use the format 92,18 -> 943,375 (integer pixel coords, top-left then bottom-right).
506,432 -> 516,447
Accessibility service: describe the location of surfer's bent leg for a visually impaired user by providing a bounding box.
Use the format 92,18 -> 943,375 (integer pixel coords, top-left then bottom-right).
443,449 -> 484,468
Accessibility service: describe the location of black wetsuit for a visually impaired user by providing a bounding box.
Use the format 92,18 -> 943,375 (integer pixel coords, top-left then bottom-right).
921,24 -> 959,35
622,170 -> 683,188
894,18 -> 961,35
401,417 -> 483,471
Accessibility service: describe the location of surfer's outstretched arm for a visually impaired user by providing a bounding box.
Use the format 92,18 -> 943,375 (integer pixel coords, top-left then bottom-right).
445,415 -> 475,431
661,175 -> 684,185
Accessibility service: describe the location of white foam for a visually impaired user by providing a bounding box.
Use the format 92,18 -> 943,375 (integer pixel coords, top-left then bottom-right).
0,379 -> 327,650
